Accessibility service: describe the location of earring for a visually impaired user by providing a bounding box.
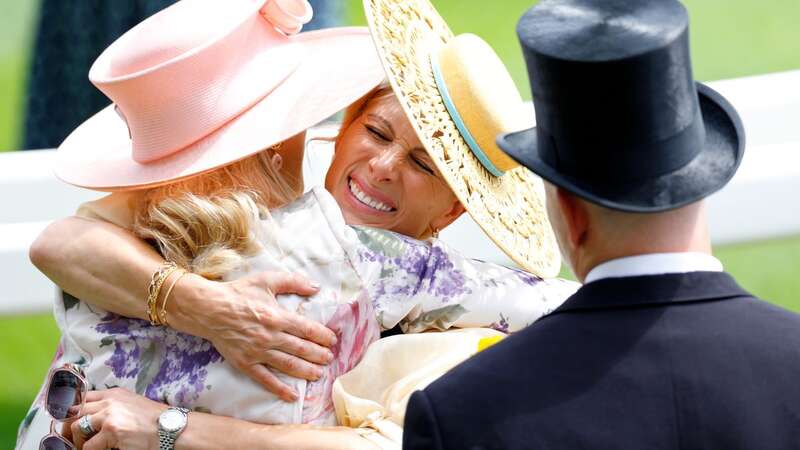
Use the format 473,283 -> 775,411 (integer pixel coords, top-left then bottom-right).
432,227 -> 440,239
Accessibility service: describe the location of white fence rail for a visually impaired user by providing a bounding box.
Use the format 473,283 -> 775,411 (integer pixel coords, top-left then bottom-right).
2,70 -> 799,316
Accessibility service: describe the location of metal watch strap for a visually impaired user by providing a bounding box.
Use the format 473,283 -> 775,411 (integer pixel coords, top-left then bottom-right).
158,407 -> 189,450
158,429 -> 176,450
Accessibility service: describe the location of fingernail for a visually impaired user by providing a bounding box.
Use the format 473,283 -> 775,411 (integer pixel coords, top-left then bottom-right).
325,351 -> 334,362
288,390 -> 299,401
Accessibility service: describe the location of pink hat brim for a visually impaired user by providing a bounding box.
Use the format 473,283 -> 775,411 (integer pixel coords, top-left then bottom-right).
55,27 -> 385,191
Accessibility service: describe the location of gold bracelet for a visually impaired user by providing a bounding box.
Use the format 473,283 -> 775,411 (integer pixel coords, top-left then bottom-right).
159,269 -> 187,327
149,264 -> 179,325
147,261 -> 179,325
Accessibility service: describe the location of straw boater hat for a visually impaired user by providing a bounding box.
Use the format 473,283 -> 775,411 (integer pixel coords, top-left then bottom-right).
363,0 -> 561,277
56,0 -> 384,191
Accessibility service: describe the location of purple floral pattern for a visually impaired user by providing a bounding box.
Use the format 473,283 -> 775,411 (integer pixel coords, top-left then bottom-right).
16,187 -> 578,449
488,313 -> 510,333
353,227 -> 470,309
349,223 -> 578,333
93,313 -> 223,405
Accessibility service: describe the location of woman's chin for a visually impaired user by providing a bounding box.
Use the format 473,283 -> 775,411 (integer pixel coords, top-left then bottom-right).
341,208 -> 390,229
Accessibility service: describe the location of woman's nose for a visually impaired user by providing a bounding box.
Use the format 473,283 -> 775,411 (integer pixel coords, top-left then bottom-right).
368,146 -> 404,182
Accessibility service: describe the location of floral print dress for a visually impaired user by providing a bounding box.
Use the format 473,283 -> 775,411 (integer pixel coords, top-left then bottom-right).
16,187 -> 578,448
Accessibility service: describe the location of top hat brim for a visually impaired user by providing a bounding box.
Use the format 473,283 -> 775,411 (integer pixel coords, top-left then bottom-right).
55,28 -> 385,191
498,82 -> 745,213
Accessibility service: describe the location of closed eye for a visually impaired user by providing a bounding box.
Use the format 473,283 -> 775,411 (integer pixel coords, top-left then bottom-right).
411,154 -> 435,175
365,124 -> 390,143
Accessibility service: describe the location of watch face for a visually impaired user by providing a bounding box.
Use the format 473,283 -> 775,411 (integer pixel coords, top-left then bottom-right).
159,409 -> 186,432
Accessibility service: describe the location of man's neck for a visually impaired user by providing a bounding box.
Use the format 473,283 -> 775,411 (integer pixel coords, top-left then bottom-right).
582,252 -> 723,284
571,200 -> 713,282
575,241 -> 713,282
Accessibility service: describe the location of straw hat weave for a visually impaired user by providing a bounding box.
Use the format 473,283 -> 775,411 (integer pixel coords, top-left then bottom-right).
363,0 -> 561,277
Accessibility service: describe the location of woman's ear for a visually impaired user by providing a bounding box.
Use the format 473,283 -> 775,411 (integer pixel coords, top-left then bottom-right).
270,152 -> 283,170
429,200 -> 466,236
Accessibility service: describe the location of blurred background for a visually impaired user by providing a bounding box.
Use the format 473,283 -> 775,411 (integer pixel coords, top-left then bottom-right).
1,0 -> 798,446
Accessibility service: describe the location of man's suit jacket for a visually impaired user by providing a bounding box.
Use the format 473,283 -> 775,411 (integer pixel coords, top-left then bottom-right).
403,272 -> 800,450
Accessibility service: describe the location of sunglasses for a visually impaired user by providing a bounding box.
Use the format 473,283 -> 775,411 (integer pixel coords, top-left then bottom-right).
39,364 -> 87,450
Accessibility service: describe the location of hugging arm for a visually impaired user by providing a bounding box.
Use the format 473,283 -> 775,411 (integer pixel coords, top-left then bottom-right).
352,227 -> 578,333
30,214 -> 337,401
63,388 -> 378,450
425,258 -> 579,333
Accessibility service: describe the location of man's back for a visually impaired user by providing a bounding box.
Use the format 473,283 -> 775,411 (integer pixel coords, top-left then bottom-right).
404,272 -> 800,450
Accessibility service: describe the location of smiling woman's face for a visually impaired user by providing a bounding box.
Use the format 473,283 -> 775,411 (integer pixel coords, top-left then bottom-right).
325,93 -> 464,239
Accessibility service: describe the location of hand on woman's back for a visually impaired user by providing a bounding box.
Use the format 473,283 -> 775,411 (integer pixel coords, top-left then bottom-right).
175,270 -> 338,402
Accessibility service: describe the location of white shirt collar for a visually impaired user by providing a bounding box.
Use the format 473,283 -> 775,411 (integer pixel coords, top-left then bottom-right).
584,252 -> 724,284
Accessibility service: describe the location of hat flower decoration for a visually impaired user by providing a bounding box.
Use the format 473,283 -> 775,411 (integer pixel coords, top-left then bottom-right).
260,0 -> 313,35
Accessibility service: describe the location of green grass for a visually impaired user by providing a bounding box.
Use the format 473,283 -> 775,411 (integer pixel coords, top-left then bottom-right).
0,0 -> 37,151
0,314 -> 60,445
0,54 -> 28,152
715,235 -> 800,311
346,0 -> 800,98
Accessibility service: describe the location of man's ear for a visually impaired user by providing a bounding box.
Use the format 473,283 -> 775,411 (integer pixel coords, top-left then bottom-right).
556,188 -> 589,251
430,200 -> 467,234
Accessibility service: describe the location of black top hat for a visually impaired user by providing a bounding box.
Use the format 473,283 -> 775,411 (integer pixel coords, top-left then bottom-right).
497,0 -> 745,212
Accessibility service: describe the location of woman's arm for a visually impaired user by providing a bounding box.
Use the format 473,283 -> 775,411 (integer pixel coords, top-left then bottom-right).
30,216 -> 338,401
30,216 -> 161,320
425,264 -> 579,332
349,227 -> 579,333
68,388 -> 379,450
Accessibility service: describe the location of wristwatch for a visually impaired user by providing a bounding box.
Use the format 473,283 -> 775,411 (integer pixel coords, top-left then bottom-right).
158,406 -> 189,450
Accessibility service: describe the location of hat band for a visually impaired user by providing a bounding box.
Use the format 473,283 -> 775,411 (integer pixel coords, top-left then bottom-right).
538,106 -> 707,182
430,55 -> 505,177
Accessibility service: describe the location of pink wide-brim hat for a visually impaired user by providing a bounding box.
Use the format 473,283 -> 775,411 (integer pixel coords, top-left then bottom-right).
56,0 -> 385,191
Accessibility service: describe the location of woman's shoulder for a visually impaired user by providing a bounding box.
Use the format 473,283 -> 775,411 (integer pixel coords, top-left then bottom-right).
246,187 -> 358,276
264,187 -> 351,245
75,191 -> 145,229
276,187 -> 435,255
271,186 -> 345,227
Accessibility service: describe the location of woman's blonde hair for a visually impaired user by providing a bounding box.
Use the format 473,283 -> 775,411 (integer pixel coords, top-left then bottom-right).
134,82 -> 397,280
133,150 -> 294,280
